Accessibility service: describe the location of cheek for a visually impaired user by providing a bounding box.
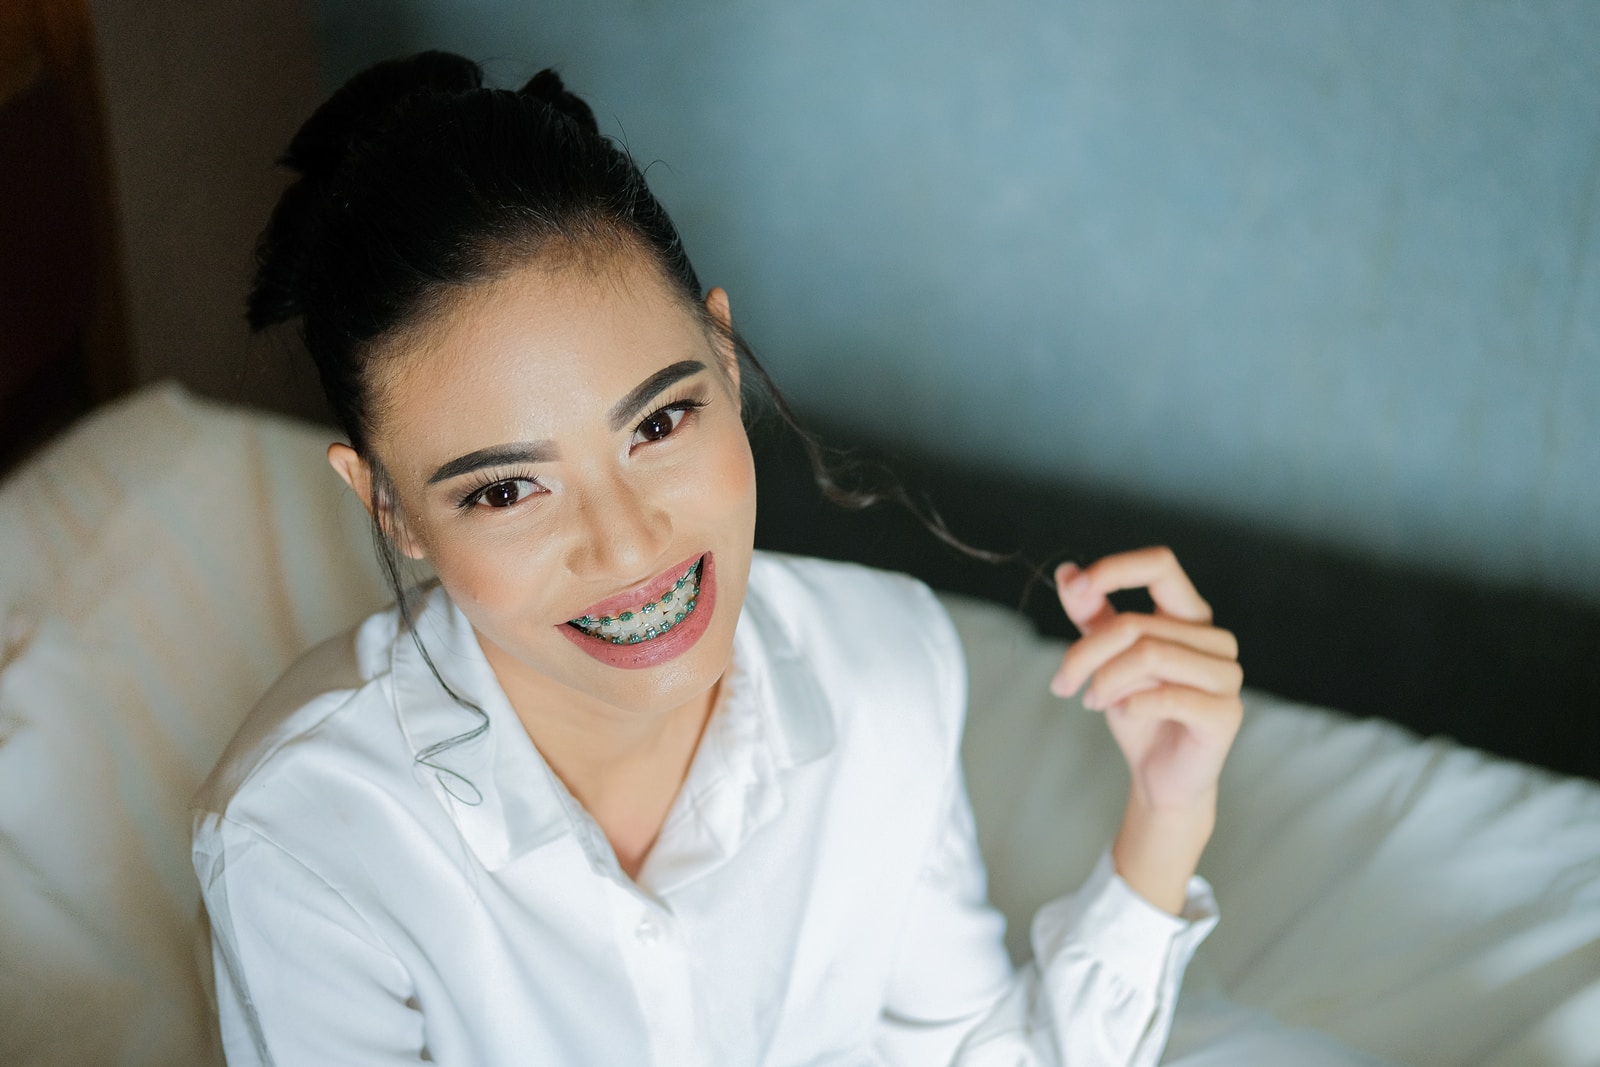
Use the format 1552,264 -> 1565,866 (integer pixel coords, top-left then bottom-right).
684,420 -> 758,527
421,524 -> 562,617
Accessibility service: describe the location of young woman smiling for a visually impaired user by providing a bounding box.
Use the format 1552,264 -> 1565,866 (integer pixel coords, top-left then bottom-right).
192,53 -> 1243,1066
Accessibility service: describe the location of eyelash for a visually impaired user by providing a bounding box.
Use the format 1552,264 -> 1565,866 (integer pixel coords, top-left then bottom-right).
632,394 -> 709,448
453,395 -> 712,512
455,468 -> 541,512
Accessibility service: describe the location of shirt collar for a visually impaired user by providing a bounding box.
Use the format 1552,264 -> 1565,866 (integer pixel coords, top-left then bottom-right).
389,584 -> 572,870
389,567 -> 835,877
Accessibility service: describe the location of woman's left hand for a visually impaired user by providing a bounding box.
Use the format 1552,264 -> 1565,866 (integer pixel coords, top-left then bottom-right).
1049,547 -> 1243,911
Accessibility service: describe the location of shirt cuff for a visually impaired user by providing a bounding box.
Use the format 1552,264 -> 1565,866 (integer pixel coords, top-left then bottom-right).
1031,848 -> 1219,995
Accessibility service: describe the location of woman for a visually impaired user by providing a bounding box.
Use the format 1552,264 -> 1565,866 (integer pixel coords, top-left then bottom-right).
193,51 -> 1243,1065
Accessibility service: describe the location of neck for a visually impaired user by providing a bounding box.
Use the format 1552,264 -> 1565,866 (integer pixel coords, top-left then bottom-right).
524,682 -> 718,805
478,637 -> 723,879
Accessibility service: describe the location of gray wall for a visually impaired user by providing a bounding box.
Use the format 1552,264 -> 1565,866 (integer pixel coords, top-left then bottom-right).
311,0 -> 1599,602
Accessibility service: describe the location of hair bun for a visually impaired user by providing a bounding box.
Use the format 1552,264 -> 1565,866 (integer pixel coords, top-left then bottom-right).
283,50 -> 484,182
518,69 -> 599,137
250,51 -> 483,330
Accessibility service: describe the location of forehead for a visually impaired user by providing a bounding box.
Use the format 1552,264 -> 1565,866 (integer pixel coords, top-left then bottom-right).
369,251 -> 712,469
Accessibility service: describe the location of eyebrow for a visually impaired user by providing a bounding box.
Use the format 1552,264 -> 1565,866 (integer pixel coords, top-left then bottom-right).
606,359 -> 707,432
426,442 -> 557,485
425,359 -> 710,486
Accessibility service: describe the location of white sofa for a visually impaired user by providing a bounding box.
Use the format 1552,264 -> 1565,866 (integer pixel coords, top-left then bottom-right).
2,385 -> 1596,1066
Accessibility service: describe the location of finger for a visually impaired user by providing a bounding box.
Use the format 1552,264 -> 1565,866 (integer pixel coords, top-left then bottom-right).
1108,685 -> 1244,739
1051,612 -> 1239,697
1082,637 -> 1244,711
1059,547 -> 1212,625
1054,562 -> 1117,634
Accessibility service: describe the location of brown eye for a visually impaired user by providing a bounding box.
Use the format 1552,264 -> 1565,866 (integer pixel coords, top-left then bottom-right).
637,412 -> 673,441
472,478 -> 538,509
631,405 -> 690,445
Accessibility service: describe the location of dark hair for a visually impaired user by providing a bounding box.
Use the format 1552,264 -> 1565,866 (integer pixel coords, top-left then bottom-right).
249,53 -> 1009,792
251,49 -> 1001,550
250,52 -> 712,454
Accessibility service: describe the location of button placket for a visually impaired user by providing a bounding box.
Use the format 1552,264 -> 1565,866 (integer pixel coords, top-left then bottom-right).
606,883 -> 699,1062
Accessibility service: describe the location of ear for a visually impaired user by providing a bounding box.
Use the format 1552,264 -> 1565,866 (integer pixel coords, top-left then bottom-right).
703,287 -> 740,394
327,442 -> 427,561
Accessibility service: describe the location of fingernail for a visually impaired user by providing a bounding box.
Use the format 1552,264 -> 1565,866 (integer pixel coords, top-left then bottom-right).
1066,573 -> 1090,596
1055,562 -> 1079,588
1049,673 -> 1070,697
1081,688 -> 1100,710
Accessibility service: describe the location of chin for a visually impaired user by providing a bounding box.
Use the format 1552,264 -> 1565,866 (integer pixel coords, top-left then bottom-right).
562,548 -> 751,713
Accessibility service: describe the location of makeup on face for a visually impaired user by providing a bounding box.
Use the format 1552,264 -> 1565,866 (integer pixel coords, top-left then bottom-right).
364,251 -> 758,721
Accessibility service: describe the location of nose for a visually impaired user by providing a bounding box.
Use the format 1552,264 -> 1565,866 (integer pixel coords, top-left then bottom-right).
562,473 -> 673,582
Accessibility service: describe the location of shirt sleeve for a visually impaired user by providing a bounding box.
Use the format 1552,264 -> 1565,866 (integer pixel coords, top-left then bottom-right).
874,768 -> 1219,1066
193,814 -> 429,1066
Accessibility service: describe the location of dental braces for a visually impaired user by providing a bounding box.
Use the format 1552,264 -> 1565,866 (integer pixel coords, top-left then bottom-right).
571,561 -> 702,644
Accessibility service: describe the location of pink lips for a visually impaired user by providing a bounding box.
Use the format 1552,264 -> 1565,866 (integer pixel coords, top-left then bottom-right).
558,553 -> 716,670
568,554 -> 702,624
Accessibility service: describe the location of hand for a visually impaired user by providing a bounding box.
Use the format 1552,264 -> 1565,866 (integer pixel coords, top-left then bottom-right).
1050,547 -> 1243,912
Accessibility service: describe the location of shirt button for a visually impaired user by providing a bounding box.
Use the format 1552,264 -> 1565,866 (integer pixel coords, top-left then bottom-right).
635,917 -> 661,945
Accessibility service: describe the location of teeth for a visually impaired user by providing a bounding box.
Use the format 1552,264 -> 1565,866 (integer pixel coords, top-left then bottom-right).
570,561 -> 702,644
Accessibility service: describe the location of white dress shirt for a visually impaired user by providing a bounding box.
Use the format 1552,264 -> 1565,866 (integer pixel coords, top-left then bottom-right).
193,552 -> 1216,1065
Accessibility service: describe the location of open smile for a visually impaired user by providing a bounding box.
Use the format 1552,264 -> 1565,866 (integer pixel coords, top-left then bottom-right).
557,554 -> 718,671
567,558 -> 703,645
